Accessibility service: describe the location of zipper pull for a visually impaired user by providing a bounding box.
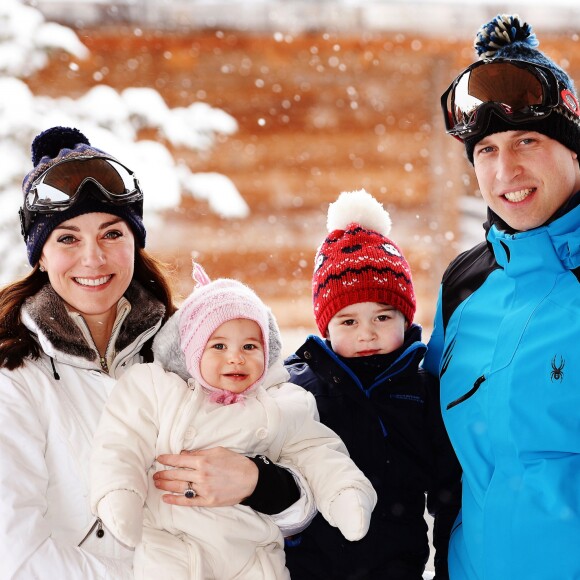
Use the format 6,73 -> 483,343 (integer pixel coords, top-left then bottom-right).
96,519 -> 105,538
99,357 -> 109,373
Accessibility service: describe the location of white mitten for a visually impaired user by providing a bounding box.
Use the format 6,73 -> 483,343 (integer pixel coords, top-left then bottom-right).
97,490 -> 144,548
327,488 -> 374,541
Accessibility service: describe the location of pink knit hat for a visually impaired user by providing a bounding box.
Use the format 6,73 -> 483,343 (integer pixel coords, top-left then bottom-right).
178,264 -> 270,393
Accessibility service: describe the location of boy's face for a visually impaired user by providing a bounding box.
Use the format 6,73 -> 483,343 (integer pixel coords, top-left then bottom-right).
326,301 -> 407,358
200,318 -> 265,393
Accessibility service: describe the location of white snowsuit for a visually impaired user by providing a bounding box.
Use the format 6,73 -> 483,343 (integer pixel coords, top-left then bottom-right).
90,359 -> 377,580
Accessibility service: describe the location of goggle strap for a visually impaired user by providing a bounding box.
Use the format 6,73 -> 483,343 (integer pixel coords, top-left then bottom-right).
561,89 -> 580,118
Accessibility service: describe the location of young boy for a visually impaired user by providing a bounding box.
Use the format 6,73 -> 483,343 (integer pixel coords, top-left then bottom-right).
90,265 -> 376,579
284,189 -> 461,579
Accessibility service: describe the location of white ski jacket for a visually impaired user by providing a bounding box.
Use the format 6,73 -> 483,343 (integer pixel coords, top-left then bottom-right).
0,282 -> 165,580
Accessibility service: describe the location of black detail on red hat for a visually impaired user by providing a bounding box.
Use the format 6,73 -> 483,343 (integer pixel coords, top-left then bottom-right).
341,244 -> 363,254
561,90 -> 580,117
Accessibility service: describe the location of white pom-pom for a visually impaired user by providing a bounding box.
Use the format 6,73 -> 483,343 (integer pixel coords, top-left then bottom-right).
326,189 -> 392,236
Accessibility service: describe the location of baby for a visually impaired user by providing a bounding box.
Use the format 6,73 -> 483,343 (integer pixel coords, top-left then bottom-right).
90,265 -> 376,579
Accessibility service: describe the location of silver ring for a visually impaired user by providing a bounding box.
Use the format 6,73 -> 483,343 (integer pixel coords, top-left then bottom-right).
184,482 -> 196,499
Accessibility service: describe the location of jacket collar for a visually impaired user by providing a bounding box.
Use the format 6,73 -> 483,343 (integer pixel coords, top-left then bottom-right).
484,189 -> 580,237
22,281 -> 165,364
295,323 -> 427,392
487,200 -> 580,273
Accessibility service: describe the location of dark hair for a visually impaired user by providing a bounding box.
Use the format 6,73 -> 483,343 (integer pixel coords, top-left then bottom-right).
133,247 -> 176,318
0,248 -> 175,370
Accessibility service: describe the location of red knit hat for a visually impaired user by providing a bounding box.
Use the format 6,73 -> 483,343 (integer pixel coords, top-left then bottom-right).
312,189 -> 416,336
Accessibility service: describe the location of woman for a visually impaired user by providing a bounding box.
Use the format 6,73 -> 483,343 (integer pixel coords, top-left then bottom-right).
0,126 -> 309,579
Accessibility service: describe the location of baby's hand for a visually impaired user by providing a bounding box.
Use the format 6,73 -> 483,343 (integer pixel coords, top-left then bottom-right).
327,488 -> 373,541
97,490 -> 144,547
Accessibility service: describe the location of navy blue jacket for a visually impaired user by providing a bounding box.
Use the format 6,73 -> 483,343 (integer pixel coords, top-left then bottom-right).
284,325 -> 461,580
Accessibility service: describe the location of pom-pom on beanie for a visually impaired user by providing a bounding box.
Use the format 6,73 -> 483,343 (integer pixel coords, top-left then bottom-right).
21,126 -> 146,266
312,189 -> 416,337
178,263 -> 271,393
463,14 -> 580,163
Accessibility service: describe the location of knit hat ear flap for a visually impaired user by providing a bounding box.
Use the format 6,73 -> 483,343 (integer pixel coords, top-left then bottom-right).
312,189 -> 415,337
463,14 -> 580,163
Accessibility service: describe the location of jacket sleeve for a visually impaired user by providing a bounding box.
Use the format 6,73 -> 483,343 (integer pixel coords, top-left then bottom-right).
246,454 -> 318,536
424,373 -> 462,580
0,372 -> 132,580
267,382 -> 377,536
90,363 -> 163,545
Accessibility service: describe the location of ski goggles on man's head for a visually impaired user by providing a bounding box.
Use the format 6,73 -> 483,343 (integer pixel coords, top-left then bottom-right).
441,58 -> 580,140
20,156 -> 143,236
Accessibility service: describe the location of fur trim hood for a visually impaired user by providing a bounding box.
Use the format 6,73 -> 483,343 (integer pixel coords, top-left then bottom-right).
23,281 -> 166,362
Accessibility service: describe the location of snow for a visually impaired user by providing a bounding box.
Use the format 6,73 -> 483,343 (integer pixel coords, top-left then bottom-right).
0,0 -> 246,283
179,170 -> 250,219
28,0 -> 580,38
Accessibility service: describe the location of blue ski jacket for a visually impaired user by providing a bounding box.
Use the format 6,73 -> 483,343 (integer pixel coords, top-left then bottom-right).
424,201 -> 580,580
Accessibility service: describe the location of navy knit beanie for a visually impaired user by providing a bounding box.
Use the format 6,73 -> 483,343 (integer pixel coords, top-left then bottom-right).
463,14 -> 580,163
21,127 -> 146,266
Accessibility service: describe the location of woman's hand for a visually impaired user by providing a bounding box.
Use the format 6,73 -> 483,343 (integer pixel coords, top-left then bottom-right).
153,447 -> 259,507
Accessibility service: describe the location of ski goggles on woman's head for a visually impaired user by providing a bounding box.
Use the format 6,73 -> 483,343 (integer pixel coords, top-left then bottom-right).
20,155 -> 144,237
441,59 -> 580,140
24,156 -> 143,214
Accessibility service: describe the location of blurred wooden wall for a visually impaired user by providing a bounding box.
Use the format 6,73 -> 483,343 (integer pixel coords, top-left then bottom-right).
26,27 -> 580,339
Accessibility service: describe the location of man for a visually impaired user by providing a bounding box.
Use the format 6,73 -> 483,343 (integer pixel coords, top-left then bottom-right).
424,14 -> 580,580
